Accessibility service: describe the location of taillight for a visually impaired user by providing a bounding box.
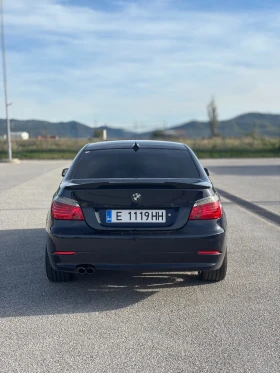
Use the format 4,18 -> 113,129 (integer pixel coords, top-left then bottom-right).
51,197 -> 84,220
53,251 -> 76,255
189,194 -> 222,220
198,251 -> 221,255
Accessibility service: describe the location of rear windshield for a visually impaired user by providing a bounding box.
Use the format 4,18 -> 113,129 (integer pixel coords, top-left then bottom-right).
73,148 -> 200,179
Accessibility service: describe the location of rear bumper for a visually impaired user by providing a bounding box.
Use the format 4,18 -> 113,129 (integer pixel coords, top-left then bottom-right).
46,221 -> 227,273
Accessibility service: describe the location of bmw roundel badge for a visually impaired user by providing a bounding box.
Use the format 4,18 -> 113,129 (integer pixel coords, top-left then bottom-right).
131,193 -> 142,203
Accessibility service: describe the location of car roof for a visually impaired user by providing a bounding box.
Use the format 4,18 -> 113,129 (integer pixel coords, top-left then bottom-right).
85,140 -> 187,151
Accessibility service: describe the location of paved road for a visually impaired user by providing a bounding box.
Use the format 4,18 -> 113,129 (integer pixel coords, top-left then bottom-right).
202,158 -> 280,214
0,159 -> 279,373
0,160 -> 70,192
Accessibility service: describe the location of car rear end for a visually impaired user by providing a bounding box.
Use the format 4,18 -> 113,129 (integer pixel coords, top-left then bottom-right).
46,141 -> 227,280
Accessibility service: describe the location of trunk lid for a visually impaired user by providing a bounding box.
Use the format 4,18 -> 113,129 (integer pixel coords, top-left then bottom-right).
63,178 -> 211,230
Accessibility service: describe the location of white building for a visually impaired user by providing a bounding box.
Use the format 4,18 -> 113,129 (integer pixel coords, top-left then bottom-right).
3,132 -> 30,140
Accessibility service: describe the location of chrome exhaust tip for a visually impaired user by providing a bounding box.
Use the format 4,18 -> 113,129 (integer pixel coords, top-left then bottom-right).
87,267 -> 94,274
78,267 -> 86,274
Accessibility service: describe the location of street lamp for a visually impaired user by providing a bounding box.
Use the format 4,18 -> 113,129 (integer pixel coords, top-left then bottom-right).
0,0 -> 12,161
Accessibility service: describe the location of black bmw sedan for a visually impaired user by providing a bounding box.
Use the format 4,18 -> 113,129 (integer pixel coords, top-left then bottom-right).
46,140 -> 227,282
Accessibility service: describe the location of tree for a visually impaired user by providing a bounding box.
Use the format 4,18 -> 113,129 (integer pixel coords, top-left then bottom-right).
207,98 -> 219,137
151,129 -> 165,139
93,128 -> 103,138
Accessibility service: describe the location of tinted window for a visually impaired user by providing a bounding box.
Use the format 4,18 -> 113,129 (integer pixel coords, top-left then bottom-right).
73,149 -> 200,179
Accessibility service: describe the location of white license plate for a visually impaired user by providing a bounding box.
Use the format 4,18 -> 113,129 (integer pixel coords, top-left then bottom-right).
106,210 -> 166,223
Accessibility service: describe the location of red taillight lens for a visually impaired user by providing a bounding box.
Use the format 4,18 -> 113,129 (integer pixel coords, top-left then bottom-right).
198,251 -> 221,255
51,199 -> 84,220
189,195 -> 222,220
53,251 -> 76,255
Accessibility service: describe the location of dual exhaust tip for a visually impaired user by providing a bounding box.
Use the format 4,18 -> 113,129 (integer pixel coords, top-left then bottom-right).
78,266 -> 95,274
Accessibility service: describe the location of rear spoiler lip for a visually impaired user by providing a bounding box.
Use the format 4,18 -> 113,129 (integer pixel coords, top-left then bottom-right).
63,178 -> 211,190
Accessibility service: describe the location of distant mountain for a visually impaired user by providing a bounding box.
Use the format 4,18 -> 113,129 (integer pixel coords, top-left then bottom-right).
0,119 -> 92,138
0,119 -> 135,139
166,113 -> 280,138
0,113 -> 279,139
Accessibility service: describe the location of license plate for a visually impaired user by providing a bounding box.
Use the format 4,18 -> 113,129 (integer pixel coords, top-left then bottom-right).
106,210 -> 166,223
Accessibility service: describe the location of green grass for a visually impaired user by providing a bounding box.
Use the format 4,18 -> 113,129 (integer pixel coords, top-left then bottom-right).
194,149 -> 280,158
0,136 -> 279,159
0,150 -> 77,160
1,149 -> 279,160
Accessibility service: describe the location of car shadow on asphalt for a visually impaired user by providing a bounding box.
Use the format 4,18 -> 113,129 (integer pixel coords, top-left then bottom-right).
0,228 -> 209,318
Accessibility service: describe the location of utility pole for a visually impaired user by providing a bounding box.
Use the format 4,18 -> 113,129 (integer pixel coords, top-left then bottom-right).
0,0 -> 12,161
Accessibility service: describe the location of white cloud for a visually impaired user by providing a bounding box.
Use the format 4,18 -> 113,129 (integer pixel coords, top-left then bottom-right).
0,0 -> 280,129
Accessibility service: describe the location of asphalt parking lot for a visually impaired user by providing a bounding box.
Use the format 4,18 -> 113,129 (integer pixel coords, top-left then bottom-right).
0,159 -> 279,373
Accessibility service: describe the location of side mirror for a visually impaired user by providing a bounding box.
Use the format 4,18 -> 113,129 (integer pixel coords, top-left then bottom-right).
204,168 -> 210,177
62,168 -> 69,177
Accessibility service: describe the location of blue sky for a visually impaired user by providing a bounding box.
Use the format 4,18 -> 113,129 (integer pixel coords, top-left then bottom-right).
2,0 -> 280,130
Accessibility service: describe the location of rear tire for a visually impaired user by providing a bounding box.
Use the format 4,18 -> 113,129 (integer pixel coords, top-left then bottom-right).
200,251 -> 227,282
45,249 -> 74,282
